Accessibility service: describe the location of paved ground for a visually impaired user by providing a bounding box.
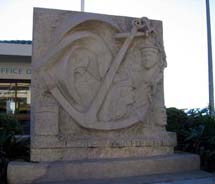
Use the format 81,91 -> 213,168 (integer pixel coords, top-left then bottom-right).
37,170 -> 214,184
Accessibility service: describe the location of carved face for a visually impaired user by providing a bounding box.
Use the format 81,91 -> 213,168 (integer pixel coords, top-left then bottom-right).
153,106 -> 167,126
141,48 -> 160,70
158,107 -> 167,126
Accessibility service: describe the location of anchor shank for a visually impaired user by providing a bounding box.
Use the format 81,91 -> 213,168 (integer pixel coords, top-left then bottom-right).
86,26 -> 138,121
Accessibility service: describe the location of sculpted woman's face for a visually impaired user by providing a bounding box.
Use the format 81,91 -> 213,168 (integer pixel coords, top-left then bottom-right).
141,48 -> 160,70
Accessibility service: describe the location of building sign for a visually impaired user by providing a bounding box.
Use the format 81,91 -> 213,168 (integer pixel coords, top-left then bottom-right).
0,67 -> 31,75
0,61 -> 31,80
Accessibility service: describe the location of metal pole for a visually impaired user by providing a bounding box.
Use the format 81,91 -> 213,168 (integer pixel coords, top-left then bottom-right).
206,0 -> 214,116
81,0 -> 85,12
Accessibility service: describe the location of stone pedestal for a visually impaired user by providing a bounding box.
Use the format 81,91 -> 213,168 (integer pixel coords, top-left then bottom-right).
8,153 -> 207,184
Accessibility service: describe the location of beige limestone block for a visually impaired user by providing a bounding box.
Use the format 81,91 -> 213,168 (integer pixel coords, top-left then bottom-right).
31,8 -> 172,161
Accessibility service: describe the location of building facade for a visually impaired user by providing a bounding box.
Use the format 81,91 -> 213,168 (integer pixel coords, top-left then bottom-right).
0,41 -> 32,133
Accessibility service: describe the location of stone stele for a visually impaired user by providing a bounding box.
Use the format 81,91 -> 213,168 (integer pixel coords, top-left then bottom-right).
8,8 -> 214,184
30,8 -> 176,162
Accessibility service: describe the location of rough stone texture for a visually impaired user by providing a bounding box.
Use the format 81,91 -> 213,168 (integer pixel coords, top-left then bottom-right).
31,8 -> 176,162
31,146 -> 174,162
7,153 -> 201,184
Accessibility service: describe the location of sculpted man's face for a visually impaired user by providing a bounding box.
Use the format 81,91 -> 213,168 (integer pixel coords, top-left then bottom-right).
141,48 -> 160,70
157,107 -> 167,126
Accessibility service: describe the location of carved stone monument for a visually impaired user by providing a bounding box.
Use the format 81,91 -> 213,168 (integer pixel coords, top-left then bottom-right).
7,8 -> 213,184
30,8 -> 176,162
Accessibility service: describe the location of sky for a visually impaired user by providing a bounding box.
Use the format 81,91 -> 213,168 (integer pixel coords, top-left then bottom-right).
0,0 -> 215,109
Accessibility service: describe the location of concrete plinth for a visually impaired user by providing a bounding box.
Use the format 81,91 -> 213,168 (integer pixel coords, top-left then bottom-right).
40,171 -> 214,184
7,153 -> 202,184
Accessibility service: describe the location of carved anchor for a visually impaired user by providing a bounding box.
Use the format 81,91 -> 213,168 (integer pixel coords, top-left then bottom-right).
86,18 -> 149,122
44,18 -> 153,130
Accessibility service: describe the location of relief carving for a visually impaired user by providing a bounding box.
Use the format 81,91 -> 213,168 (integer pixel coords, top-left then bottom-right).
36,15 -> 166,131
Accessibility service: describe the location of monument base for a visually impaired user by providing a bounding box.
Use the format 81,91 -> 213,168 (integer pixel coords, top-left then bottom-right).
31,146 -> 174,162
40,171 -> 214,184
7,153 -> 207,184
29,171 -> 213,184
31,131 -> 177,162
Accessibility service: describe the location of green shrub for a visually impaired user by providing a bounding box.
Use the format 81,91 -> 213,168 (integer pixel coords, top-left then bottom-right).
166,107 -> 188,150
166,107 -> 215,172
0,113 -> 23,158
0,113 -> 30,184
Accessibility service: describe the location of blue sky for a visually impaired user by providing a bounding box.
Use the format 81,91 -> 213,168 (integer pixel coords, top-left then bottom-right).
0,0 -> 214,109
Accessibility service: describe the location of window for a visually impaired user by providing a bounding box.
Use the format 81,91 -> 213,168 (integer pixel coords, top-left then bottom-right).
0,80 -> 30,134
